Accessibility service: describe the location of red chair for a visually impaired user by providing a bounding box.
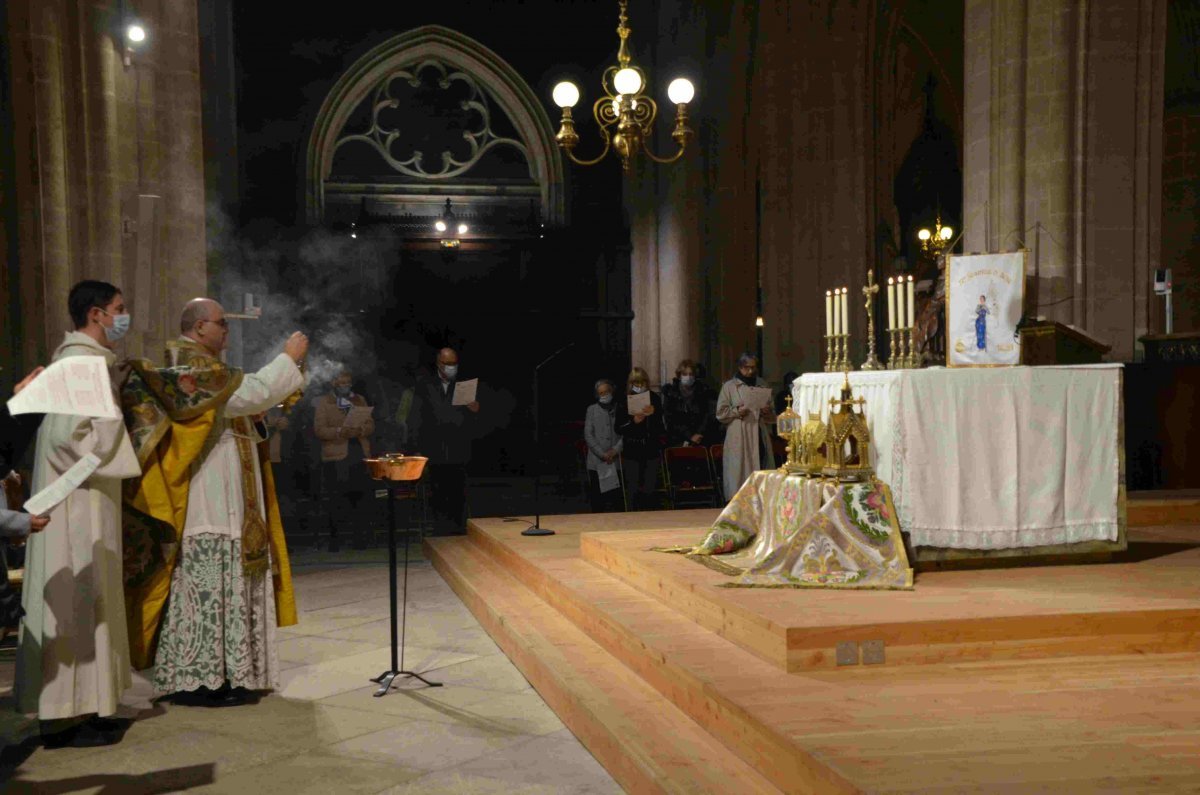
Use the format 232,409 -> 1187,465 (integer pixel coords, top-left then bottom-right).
662,446 -> 719,508
708,443 -> 725,501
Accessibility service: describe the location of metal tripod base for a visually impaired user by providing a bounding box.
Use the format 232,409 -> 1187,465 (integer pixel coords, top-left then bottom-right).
521,525 -> 555,536
371,669 -> 443,697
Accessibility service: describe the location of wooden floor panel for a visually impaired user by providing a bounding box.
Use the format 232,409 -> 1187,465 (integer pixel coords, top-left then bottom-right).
423,534 -> 789,795
450,511 -> 1200,793
582,526 -> 1200,670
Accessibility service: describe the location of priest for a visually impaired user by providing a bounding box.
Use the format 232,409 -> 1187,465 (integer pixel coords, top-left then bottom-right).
17,280 -> 142,748
122,298 -> 307,707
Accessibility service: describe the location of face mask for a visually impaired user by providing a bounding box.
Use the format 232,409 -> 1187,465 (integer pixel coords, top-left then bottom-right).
630,385 -> 646,394
737,372 -> 755,385
441,365 -> 458,379
334,385 -> 351,398
598,394 -> 613,406
103,313 -> 131,342
680,376 -> 695,387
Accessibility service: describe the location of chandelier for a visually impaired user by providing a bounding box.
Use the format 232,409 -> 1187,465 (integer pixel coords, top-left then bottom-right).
917,214 -> 954,258
549,0 -> 696,172
435,198 -> 468,249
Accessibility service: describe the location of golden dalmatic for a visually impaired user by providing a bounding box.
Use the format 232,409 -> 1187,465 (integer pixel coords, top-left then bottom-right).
121,338 -> 301,689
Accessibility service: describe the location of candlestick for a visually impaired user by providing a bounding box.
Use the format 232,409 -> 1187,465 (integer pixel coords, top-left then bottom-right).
832,289 -> 841,337
907,275 -> 915,331
825,290 -> 833,337
887,277 -> 895,331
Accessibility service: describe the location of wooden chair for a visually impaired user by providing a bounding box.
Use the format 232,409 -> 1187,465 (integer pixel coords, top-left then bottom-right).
708,443 -> 725,501
662,446 -> 719,508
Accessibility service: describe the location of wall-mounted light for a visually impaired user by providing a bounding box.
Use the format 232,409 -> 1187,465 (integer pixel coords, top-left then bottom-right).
123,20 -> 148,68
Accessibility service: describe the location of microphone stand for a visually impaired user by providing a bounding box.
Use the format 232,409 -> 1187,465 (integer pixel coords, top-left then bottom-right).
521,341 -> 576,536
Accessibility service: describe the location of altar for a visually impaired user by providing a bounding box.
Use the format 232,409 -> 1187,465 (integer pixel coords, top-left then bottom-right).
793,365 -> 1125,561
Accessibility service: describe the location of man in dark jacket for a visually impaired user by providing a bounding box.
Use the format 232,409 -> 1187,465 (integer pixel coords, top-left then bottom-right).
414,348 -> 480,535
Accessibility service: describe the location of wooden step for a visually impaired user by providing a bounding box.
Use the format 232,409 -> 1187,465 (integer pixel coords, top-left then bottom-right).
1127,492 -> 1200,527
461,521 -> 861,794
459,515 -> 1200,793
423,535 -> 786,795
581,527 -> 1200,671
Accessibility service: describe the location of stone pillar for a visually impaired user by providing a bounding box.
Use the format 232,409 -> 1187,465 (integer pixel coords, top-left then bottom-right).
2,0 -> 207,378
964,0 -> 1165,359
629,0 -> 876,386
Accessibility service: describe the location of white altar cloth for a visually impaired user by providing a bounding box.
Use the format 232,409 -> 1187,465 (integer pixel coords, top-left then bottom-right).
793,365 -> 1122,550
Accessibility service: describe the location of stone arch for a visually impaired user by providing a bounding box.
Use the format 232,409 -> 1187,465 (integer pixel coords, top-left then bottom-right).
305,25 -> 564,226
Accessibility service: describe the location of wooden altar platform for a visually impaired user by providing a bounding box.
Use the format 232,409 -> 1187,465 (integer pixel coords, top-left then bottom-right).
425,504 -> 1200,794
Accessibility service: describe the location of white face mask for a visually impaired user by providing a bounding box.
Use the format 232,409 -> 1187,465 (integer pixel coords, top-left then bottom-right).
441,364 -> 458,379
102,312 -> 131,342
680,375 -> 695,387
598,394 -> 613,405
630,385 -> 647,394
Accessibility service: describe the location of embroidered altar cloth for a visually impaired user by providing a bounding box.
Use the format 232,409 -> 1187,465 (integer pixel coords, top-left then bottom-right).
793,365 -> 1122,550
659,471 -> 913,590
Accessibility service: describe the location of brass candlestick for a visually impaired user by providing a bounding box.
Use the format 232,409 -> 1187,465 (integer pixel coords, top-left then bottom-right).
839,333 -> 854,371
887,328 -> 898,369
824,335 -> 835,372
860,269 -> 883,371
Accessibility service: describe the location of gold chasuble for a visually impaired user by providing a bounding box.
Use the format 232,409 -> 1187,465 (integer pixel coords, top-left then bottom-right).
120,339 -> 298,670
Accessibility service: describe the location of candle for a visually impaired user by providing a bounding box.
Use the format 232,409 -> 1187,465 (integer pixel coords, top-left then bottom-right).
840,287 -> 849,336
906,276 -> 915,329
896,282 -> 906,329
825,290 -> 833,336
887,278 -> 895,331
832,288 -> 841,337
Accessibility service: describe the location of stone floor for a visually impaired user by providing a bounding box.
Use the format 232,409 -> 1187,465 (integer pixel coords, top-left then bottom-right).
0,547 -> 624,795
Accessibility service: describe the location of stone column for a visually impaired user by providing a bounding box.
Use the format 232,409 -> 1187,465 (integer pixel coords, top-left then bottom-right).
964,0 -> 1165,359
2,0 -> 207,375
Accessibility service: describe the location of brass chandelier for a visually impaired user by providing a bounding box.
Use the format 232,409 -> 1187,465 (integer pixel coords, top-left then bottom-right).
550,0 -> 696,172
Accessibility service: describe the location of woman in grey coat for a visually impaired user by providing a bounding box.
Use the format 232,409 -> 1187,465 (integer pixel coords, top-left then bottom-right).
583,379 -> 624,512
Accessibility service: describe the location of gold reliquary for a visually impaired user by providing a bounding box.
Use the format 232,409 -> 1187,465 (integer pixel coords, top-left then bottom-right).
776,397 -> 831,477
821,373 -> 874,481
777,376 -> 874,481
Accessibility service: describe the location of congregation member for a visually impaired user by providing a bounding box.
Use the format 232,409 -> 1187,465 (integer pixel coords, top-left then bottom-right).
122,298 -> 306,708
17,281 -> 142,748
716,352 -> 776,498
416,347 -> 480,535
615,367 -> 664,511
661,358 -> 717,447
583,379 -> 624,512
313,368 -> 375,551
1,367 -> 49,643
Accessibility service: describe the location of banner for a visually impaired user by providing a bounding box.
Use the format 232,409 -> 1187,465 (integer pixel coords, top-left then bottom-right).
946,251 -> 1026,367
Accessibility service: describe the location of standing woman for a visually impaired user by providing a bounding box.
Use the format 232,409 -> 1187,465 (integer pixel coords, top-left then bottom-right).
716,352 -> 776,498
583,379 -> 624,512
615,367 -> 664,511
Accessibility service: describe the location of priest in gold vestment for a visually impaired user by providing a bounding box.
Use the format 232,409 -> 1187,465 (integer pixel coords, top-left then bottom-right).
121,298 -> 307,706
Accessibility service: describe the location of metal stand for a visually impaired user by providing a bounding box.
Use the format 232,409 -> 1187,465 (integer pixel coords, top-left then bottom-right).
521,342 -> 575,537
371,484 -> 442,695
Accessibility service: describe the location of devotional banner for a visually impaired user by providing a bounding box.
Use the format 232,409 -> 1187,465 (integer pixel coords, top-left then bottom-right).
945,251 -> 1026,367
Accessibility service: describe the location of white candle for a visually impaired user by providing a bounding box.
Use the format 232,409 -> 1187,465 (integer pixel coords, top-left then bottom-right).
907,276 -> 915,329
896,282 -> 906,329
887,278 -> 895,331
832,289 -> 841,337
840,288 -> 849,336
825,290 -> 833,336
